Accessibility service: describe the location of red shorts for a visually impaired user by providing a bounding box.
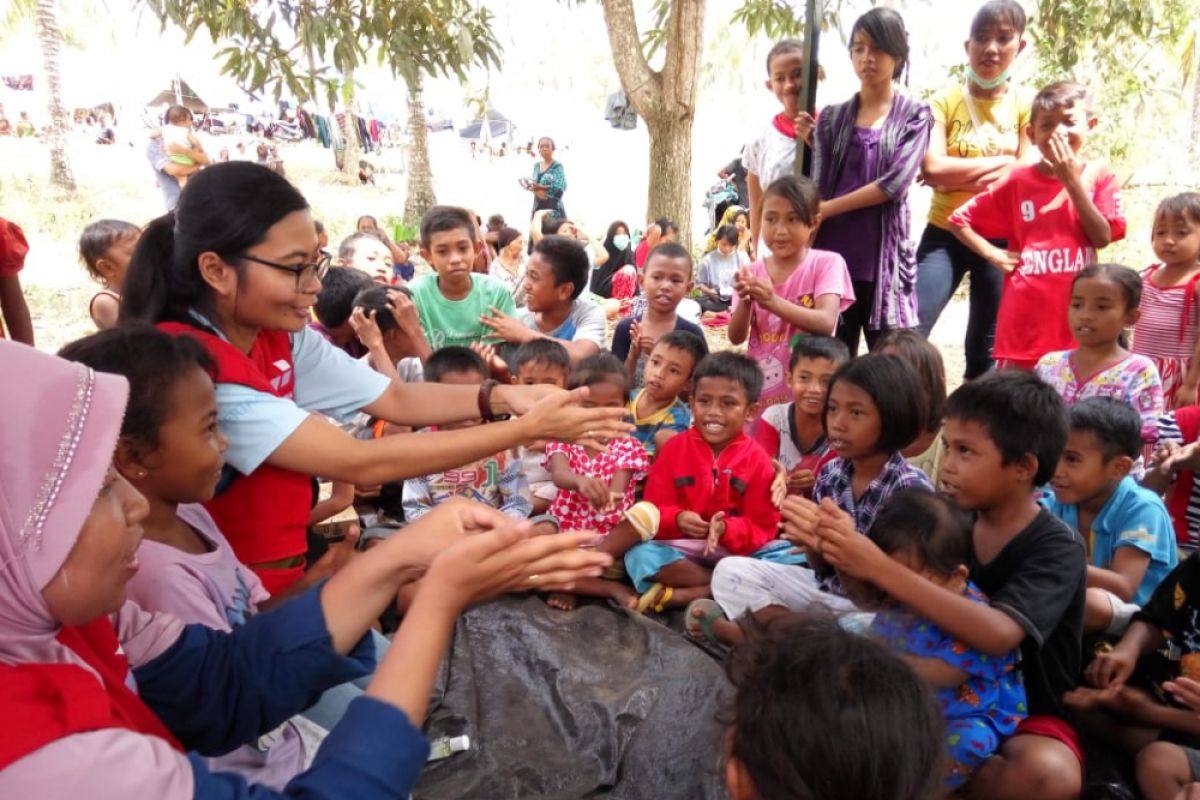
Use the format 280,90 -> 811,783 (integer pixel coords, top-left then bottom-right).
1015,715 -> 1086,769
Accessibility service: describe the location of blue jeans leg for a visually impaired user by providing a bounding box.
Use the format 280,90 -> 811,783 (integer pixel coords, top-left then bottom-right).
915,225 -> 965,339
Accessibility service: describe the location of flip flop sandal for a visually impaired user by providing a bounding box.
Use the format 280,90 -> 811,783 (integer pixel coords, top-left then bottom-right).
635,583 -> 673,615
684,599 -> 726,645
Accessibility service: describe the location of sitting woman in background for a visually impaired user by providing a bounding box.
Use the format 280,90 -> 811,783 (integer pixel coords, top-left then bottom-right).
488,227 -> 527,307
591,220 -> 637,301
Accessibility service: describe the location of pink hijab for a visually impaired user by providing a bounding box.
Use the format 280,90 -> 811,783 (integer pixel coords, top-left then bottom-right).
0,341 -> 191,796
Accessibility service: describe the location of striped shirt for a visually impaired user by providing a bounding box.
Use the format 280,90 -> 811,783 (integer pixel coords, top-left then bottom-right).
1133,264 -> 1199,360
1155,411 -> 1200,551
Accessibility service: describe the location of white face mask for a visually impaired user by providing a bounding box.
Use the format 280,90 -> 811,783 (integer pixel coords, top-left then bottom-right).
612,234 -> 630,250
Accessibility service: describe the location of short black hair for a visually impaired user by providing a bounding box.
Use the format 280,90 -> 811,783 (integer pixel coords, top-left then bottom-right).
1069,397 -> 1142,461
314,266 -> 373,328
716,224 -> 739,247
1156,192 -> 1200,228
542,215 -> 570,236
876,330 -> 947,434
79,219 -> 140,281
58,325 -> 215,449
726,613 -> 945,800
567,351 -> 628,393
419,205 -> 476,248
655,218 -> 679,236
653,330 -> 707,378
1030,80 -> 1092,126
512,338 -> 571,376
487,213 -> 505,228
351,284 -> 414,334
645,242 -> 693,276
765,38 -> 805,73
534,235 -> 590,300
789,335 -> 851,371
970,0 -> 1027,37
424,346 -> 488,383
944,370 -> 1068,486
869,489 -> 971,577
827,354 -> 924,453
338,231 -> 385,260
849,7 -> 910,81
1072,263 -> 1142,312
762,175 -> 821,227
692,351 -> 764,404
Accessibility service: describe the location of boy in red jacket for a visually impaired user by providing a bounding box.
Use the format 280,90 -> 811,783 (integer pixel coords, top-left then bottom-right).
588,351 -> 782,613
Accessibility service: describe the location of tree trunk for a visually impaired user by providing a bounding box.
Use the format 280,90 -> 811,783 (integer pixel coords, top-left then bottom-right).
645,114 -> 694,247
404,76 -> 437,223
340,73 -> 362,178
601,0 -> 705,248
35,0 -> 75,190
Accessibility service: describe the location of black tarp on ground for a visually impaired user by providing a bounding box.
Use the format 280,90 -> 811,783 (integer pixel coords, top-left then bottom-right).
415,595 -> 730,800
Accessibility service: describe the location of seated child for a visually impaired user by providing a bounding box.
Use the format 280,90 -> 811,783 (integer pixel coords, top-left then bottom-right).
310,265 -> 374,357
587,352 -> 781,615
544,352 -> 650,609
706,354 -> 931,645
336,231 -> 395,282
79,219 -> 140,330
409,205 -> 518,350
160,105 -> 206,186
752,336 -> 850,498
696,225 -> 748,314
58,327 -> 331,787
808,370 -> 1088,800
864,489 -> 1026,790
1070,552 -> 1200,798
877,329 -> 950,483
1034,264 -> 1163,449
510,338 -> 572,515
483,235 -> 607,364
1043,397 -> 1177,634
723,614 -> 945,800
611,242 -> 709,388
628,330 -> 708,460
349,284 -> 432,383
403,347 -> 531,522
393,240 -> 415,284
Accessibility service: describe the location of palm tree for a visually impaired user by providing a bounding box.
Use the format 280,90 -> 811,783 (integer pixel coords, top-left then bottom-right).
403,74 -> 436,223
4,0 -> 76,189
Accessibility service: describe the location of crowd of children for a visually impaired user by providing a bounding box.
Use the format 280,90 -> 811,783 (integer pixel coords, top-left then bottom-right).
7,0 -> 1200,797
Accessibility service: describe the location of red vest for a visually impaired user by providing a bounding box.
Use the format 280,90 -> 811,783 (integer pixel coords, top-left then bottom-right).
159,322 -> 313,595
0,617 -> 182,770
1169,405 -> 1200,547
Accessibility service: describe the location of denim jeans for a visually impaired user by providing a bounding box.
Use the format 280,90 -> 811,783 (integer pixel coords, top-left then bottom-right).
914,224 -> 1005,379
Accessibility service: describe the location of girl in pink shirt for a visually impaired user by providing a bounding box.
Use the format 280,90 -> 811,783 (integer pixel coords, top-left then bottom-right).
730,175 -> 854,415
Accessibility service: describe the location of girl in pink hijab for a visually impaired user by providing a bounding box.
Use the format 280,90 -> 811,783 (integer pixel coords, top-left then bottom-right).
0,339 -> 611,799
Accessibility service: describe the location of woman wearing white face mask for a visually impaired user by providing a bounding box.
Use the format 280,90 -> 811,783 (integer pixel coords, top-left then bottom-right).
914,0 -> 1036,380
591,220 -> 637,299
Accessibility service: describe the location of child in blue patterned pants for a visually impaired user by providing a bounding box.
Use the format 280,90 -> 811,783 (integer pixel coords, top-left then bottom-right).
857,489 -> 1028,788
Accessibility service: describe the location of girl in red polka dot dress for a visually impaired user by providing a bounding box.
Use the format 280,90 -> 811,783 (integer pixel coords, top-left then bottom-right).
545,354 -> 649,599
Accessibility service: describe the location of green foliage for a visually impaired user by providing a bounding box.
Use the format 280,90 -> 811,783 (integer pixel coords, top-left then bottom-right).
383,215 -> 418,244
139,0 -> 502,103
1032,0 -> 1193,166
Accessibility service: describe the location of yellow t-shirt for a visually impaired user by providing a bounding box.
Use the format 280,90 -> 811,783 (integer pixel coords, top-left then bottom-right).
927,83 -> 1033,229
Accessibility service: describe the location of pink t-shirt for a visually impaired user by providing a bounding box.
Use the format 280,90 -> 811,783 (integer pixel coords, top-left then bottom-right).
732,251 -> 854,410
124,503 -> 308,790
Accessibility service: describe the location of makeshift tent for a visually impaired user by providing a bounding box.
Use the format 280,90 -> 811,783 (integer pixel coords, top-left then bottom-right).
415,595 -> 729,799
146,77 -> 209,112
458,108 -> 515,141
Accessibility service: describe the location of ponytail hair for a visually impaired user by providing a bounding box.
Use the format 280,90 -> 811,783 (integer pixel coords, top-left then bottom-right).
120,161 -> 310,325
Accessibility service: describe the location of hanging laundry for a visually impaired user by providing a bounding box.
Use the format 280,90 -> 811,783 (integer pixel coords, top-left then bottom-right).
604,90 -> 638,130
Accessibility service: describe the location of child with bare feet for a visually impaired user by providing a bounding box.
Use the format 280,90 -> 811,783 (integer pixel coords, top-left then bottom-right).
544,353 -> 649,609
582,352 -> 781,616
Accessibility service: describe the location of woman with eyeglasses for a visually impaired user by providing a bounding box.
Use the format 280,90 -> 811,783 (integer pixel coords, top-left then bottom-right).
120,162 -> 631,599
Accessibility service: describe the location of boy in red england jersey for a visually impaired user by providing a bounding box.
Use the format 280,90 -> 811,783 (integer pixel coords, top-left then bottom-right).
949,81 -> 1126,370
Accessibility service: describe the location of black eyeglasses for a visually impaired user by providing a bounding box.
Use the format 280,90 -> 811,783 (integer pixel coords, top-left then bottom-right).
238,252 -> 331,288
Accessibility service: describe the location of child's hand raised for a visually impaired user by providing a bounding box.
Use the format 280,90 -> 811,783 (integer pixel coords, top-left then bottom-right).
704,511 -> 726,556
780,495 -> 821,550
349,308 -> 385,352
1043,130 -> 1083,186
794,112 -> 816,146
787,467 -> 816,495
480,305 -> 532,344
740,272 -> 774,305
770,461 -> 788,508
676,510 -> 710,539
387,290 -> 423,337
812,498 -> 887,579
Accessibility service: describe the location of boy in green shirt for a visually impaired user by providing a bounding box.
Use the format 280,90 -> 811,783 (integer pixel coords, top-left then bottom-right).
409,205 -> 518,350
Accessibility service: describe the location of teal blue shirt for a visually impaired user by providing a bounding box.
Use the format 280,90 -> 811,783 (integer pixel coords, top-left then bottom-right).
1042,476 -> 1178,606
